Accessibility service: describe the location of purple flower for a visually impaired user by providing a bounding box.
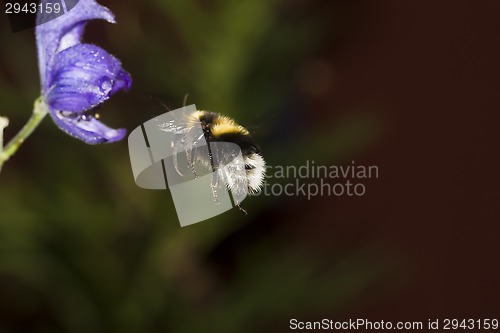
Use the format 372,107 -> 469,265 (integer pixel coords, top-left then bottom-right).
36,0 -> 131,144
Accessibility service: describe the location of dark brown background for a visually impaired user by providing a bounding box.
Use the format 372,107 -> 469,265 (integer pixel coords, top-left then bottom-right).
0,0 -> 499,331
319,0 -> 500,317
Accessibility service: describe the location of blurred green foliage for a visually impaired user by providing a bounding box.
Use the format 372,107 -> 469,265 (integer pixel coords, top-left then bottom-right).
0,0 -> 390,332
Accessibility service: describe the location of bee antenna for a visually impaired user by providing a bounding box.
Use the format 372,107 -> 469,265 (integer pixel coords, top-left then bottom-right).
183,93 -> 190,107
155,97 -> 171,112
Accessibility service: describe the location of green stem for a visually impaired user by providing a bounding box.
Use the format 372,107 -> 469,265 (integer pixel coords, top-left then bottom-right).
0,97 -> 48,173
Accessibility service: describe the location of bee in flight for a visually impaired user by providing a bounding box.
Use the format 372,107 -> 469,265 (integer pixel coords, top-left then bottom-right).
159,109 -> 266,213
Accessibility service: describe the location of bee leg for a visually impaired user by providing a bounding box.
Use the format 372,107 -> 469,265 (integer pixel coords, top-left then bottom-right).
211,171 -> 221,205
186,148 -> 198,179
172,143 -> 184,177
236,204 -> 248,215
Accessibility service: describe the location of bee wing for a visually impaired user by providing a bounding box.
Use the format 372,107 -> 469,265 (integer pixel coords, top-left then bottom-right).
158,119 -> 209,178
158,119 -> 191,134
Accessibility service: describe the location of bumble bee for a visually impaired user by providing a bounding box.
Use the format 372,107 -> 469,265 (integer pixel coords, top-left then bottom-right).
159,109 -> 265,213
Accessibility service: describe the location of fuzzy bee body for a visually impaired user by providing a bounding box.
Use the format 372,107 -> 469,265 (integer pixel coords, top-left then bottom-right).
159,110 -> 265,212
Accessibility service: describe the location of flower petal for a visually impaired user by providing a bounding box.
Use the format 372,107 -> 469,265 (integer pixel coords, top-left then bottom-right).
45,43 -> 131,113
36,0 -> 115,93
49,110 -> 126,144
